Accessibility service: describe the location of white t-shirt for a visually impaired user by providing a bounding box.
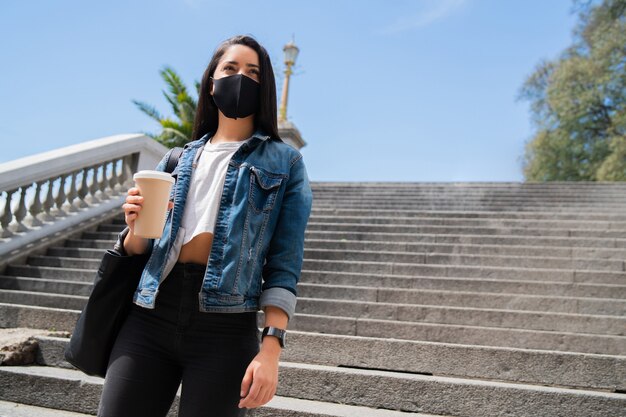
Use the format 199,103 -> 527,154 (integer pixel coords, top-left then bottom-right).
180,136 -> 251,245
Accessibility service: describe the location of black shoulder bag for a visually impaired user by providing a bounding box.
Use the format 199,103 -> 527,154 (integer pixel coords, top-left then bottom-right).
64,147 -> 183,378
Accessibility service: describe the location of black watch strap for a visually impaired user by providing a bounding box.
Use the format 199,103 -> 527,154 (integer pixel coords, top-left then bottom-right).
262,326 -> 286,348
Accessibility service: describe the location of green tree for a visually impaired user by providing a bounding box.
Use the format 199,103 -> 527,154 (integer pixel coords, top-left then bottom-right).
519,0 -> 626,181
133,66 -> 200,148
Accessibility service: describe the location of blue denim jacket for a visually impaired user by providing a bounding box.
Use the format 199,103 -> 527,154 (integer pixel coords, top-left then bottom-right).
114,127 -> 313,320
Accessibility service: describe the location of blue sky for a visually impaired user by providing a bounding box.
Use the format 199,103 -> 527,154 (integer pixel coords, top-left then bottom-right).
1,0 -> 579,181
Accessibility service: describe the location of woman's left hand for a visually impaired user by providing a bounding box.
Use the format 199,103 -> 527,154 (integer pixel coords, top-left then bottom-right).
238,348 -> 279,409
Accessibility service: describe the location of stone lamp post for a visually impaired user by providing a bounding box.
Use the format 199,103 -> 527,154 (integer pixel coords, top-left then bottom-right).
277,38 -> 306,150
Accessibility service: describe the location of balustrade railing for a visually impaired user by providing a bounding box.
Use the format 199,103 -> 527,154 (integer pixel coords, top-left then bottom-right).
0,133 -> 168,261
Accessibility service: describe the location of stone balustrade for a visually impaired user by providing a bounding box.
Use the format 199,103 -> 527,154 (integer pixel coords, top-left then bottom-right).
0,133 -> 168,265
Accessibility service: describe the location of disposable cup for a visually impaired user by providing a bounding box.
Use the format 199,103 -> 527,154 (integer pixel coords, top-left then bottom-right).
132,170 -> 175,239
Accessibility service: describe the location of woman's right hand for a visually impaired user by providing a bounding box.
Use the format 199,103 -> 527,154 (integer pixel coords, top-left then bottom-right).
122,187 -> 144,234
122,187 -> 174,233
121,187 -> 174,255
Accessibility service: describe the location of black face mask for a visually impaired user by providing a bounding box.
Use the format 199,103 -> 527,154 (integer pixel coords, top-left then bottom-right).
210,74 -> 260,119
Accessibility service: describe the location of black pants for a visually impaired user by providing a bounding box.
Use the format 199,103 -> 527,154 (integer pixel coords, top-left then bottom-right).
97,262 -> 260,417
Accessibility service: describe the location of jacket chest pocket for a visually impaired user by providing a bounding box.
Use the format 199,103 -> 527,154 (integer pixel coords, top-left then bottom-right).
248,166 -> 284,213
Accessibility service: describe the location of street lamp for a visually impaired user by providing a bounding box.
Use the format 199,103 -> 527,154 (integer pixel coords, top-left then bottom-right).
278,38 -> 299,123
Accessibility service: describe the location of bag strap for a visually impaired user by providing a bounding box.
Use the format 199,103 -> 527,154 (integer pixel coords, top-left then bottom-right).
165,147 -> 184,174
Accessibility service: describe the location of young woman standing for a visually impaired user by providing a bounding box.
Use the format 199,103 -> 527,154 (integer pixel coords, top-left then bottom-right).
97,34 -> 313,417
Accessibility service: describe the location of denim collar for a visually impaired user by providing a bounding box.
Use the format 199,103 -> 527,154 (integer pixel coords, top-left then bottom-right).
184,127 -> 275,158
196,127 -> 272,146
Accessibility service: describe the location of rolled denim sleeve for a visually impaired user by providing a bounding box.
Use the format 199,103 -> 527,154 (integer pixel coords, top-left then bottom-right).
259,155 -> 313,320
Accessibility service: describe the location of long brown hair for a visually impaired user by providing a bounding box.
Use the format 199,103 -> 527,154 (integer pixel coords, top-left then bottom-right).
191,35 -> 281,141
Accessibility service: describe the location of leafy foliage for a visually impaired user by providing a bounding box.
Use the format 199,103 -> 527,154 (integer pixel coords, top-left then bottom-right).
519,0 -> 626,181
132,66 -> 200,148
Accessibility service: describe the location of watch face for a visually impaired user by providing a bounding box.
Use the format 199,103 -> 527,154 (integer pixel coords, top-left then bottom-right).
263,327 -> 286,348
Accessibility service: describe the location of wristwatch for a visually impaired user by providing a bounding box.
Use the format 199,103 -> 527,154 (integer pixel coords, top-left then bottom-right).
262,326 -> 286,348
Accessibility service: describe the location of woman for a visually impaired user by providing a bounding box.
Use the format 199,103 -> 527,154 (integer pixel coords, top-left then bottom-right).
97,34 -> 313,417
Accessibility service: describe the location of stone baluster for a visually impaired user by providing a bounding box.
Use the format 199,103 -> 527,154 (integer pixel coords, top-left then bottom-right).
40,178 -> 56,221
120,155 -> 133,188
24,180 -> 45,228
52,175 -> 68,217
9,186 -> 29,233
97,162 -> 110,201
76,167 -> 89,208
109,159 -> 121,195
64,170 -> 80,213
1,189 -> 16,238
86,165 -> 100,204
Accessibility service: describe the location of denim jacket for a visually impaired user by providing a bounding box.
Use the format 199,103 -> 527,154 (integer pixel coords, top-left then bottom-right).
113,127 -> 313,320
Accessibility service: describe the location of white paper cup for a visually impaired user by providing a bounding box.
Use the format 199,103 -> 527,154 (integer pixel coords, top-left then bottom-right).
132,170 -> 175,239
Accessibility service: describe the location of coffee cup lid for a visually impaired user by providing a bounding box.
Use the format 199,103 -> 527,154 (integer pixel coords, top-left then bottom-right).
133,170 -> 175,183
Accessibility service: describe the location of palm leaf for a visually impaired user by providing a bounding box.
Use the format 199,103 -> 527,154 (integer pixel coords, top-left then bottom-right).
132,100 -> 163,122
133,65 -> 200,148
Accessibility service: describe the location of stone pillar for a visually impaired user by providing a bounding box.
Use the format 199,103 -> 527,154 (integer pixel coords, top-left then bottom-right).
278,120 -> 306,150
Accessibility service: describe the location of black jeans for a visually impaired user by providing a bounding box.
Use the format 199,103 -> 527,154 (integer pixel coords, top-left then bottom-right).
97,262 -> 260,417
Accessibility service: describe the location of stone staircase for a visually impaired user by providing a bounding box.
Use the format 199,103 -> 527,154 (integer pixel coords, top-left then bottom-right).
0,181 -> 625,416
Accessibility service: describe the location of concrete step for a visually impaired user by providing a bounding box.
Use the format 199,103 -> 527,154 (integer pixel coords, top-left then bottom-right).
300,269 -> 626,299
310,183 -> 626,192
46,247 -> 105,259
2,272 -> 622,316
302,214 -> 626,231
251,396 -> 441,416
0,289 -> 86,311
3,302 -> 623,355
97,217 -> 626,232
295,297 -> 626,335
19,253 -> 626,286
0,400 -> 93,417
2,269 -> 621,316
76,225 -> 626,260
309,196 -> 626,204
304,230 -> 626,249
8,267 -> 622,305
310,190 -> 626,198
0,303 -> 78,333
307,208 -> 626,222
310,200 -> 626,210
63,238 -> 115,249
34,332 -> 626,392
311,180 -> 626,186
310,205 -> 626,215
80,231 -> 122,241
0,276 -> 93,296
55,235 -> 626,262
43,246 -> 625,272
308,188 -> 626,197
309,188 -> 626,197
304,239 -> 626,261
305,221 -> 626,239
1,284 -> 620,336
304,248 -> 624,272
5,265 -> 93,282
301,259 -> 626,285
309,196 -> 626,205
0,365 -> 434,417
274,362 -> 626,416
107,208 -> 626,223
298,283 -> 626,316
3,272 -> 621,316
1,363 -> 624,417
289,313 -> 626,355
83,228 -> 626,249
26,256 -> 101,271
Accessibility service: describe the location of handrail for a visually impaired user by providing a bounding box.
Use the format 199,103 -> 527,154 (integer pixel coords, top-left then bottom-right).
0,133 -> 169,263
